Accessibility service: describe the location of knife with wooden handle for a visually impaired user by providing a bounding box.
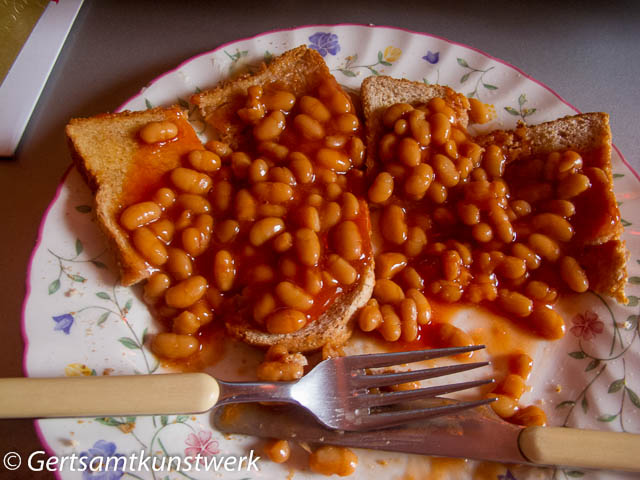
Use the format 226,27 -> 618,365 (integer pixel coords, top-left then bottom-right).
213,401 -> 640,472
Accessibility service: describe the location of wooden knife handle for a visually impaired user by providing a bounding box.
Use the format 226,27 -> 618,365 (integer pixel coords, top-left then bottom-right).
519,426 -> 640,472
0,374 -> 219,418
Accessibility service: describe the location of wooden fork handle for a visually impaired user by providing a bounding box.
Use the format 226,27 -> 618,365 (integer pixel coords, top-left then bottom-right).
0,374 -> 219,418
519,426 -> 640,471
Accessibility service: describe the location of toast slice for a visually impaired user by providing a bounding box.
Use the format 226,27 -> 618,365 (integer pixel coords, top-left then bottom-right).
476,113 -> 627,302
66,106 -> 202,286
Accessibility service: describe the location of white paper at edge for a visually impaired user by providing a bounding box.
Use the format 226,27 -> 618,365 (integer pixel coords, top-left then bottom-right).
0,0 -> 84,157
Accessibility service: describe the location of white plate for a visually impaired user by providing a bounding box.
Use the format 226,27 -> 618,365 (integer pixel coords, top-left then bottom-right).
23,25 -> 640,480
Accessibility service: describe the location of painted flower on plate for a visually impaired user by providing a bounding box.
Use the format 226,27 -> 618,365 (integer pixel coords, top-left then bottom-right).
78,440 -> 124,480
308,32 -> 340,57
65,363 -> 94,377
185,430 -> 220,460
570,310 -> 604,340
383,46 -> 402,62
53,313 -> 73,334
423,50 -> 440,64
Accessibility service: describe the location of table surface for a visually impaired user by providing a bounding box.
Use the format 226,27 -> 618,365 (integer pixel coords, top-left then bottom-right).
1,1 -> 639,477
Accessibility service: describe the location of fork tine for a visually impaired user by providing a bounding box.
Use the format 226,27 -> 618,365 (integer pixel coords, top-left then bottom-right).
355,398 -> 497,430
342,346 -> 485,370
354,378 -> 494,408
352,361 -> 490,389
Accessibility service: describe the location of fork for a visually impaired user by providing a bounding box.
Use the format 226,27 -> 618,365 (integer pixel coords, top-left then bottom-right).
0,346 -> 493,430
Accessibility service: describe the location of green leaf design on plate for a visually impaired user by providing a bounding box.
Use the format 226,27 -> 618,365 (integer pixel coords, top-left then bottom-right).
161,415 -> 168,426
97,311 -> 110,326
264,50 -> 273,64
581,395 -> 588,413
75,205 -> 92,213
518,93 -> 527,106
609,379 -> 625,393
457,58 -> 469,68
96,292 -> 111,300
176,415 -> 189,423
626,387 -> 640,409
377,51 -> 383,62
585,359 -> 600,372
627,295 -> 639,307
597,413 -> 618,422
556,400 -> 575,409
95,417 -> 121,427
91,260 -> 107,269
145,99 -> 153,110
621,219 -> 631,227
118,337 -> 139,350
504,106 -> 519,116
460,72 -> 471,83
523,108 -> 537,116
338,68 -> 356,78
142,327 -> 149,344
627,315 -> 639,330
124,298 -> 133,312
126,416 -> 136,423
75,239 -> 83,255
71,274 -> 85,283
613,173 -> 625,178
568,351 -> 586,359
369,67 -> 380,76
566,471 -> 584,477
380,60 -> 392,67
48,279 -> 60,295
628,276 -> 640,285
483,83 -> 498,90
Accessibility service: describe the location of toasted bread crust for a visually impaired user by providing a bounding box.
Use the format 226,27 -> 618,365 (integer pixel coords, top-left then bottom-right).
66,106 -> 195,286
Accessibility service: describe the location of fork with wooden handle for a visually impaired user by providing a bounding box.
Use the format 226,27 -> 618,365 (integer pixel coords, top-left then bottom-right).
0,346 -> 492,430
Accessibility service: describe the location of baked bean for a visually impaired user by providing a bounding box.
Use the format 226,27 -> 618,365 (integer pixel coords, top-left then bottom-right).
132,227 -> 168,266
558,150 -> 583,174
270,166 -> 297,186
332,221 -> 362,261
369,172 -> 394,203
557,173 -> 591,199
441,250 -> 462,281
394,118 -> 408,136
544,199 -> 576,218
490,394 -> 518,419
216,219 -> 240,243
428,97 -> 455,120
151,333 -> 198,359
205,140 -> 231,158
512,243 -> 541,270
430,112 -> 451,145
257,204 -> 287,217
175,194 -> 210,214
433,207 -> 457,227
511,199 -> 532,218
356,299 -> 381,333
530,213 -> 573,243
320,201 -> 342,230
295,228 -> 321,266
307,193 -> 323,207
472,222 -> 494,243
560,255 -> 589,292
525,280 -> 549,300
325,89 -> 352,114
406,288 -> 432,325
144,272 -> 170,301
258,141 -> 289,161
166,248 -> 193,281
400,298 -> 419,342
140,121 -> 178,143
266,309 -> 306,334
326,182 -> 342,200
408,110 -> 431,146
229,152 -> 251,179
317,148 -> 350,173
171,167 -> 212,194
457,202 -> 480,226
471,167 -> 489,182
403,227 -> 427,257
248,158 -> 269,183
204,287 -> 223,310
276,281 -> 313,311
379,304 -> 402,342
254,111 -> 285,141
188,149 -> 221,173
397,137 -> 422,167
528,233 -> 560,261
252,264 -> 275,283
432,280 -> 464,302
152,187 -> 176,209
265,439 -> 290,464
456,156 -> 474,180
249,217 -> 285,246
252,182 -> 293,204
400,266 -> 425,290
483,144 -> 506,178
374,279 -> 405,304
530,305 -> 565,339
404,163 -> 434,198
316,167 -> 337,184
263,90 -> 296,111
173,209 -> 192,230
511,353 -> 533,380
181,227 -> 208,257
281,258 -> 298,280
288,152 -> 314,184
304,269 -> 324,295
299,95 -> 331,122
375,252 -> 407,279
340,192 -> 360,220
272,232 -> 293,253
498,289 -> 533,317
498,256 -> 527,279
120,202 -> 161,230
327,254 -> 358,285
334,113 -> 359,134
211,179 -> 232,212
309,446 -> 358,477
294,113 -> 325,140
194,213 -> 213,236
443,140 -> 458,161
431,322 -> 474,354
188,299 -> 213,326
173,311 -> 200,335
379,133 -> 398,162
426,180 -> 447,204
165,275 -> 207,308
381,205 -> 408,245
383,103 -> 414,128
253,293 -> 276,323
512,405 -> 547,427
349,137 -> 366,167
432,154 -> 460,187
213,251 -> 235,291
499,374 -> 526,400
